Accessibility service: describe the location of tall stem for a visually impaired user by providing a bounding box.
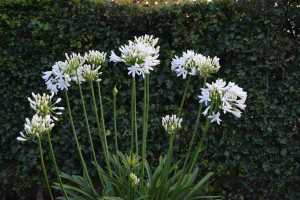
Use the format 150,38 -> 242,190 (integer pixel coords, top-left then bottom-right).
46,131 -> 69,200
131,78 -> 134,157
186,102 -> 218,175
180,78 -> 207,178
75,75 -> 100,194
177,75 -> 191,118
134,77 -> 138,154
64,89 -> 96,194
141,76 -> 147,194
37,136 -> 54,200
89,81 -> 107,188
96,76 -> 112,175
113,90 -> 121,179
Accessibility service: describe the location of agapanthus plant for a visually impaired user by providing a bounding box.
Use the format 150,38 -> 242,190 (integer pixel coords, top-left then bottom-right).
16,36 -> 249,200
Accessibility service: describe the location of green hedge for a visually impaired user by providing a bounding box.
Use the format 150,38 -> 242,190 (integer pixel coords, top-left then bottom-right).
0,0 -> 299,199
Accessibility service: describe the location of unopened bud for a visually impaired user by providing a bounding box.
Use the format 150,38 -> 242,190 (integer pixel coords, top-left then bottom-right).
113,85 -> 118,96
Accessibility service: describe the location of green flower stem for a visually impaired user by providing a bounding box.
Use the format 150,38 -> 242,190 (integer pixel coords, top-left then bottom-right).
170,99 -> 214,200
134,77 -> 138,155
127,174 -> 131,200
113,91 -> 121,180
75,75 -> 99,194
158,133 -> 174,198
64,89 -> 96,194
186,102 -> 218,175
89,81 -> 107,188
141,76 -> 147,194
46,131 -> 69,200
96,76 -> 112,176
37,136 -> 54,200
179,78 -> 207,178
177,75 -> 191,118
131,77 -> 134,157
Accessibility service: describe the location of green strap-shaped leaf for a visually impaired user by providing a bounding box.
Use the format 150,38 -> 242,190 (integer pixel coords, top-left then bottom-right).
183,172 -> 214,200
145,159 -> 154,192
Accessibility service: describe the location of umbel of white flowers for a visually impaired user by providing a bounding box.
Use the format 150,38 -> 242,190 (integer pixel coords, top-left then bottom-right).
17,114 -> 55,141
28,92 -> 64,121
162,114 -> 183,134
130,173 -> 140,186
17,92 -> 64,141
42,51 -> 106,94
109,34 -> 160,78
199,79 -> 247,125
171,50 -> 220,79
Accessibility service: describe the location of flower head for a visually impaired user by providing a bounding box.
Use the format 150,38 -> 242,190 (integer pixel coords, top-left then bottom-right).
130,173 -> 140,186
42,53 -> 86,93
28,92 -> 64,121
109,35 -> 160,78
171,50 -> 220,78
85,50 -> 106,67
200,78 -> 247,124
162,114 -> 182,134
81,64 -> 102,82
121,151 -> 141,170
17,114 -> 55,141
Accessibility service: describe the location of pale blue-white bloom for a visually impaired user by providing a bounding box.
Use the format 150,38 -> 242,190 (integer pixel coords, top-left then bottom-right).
208,111 -> 222,125
171,50 -> 220,78
109,35 -> 160,78
198,89 -> 211,106
200,78 -> 247,123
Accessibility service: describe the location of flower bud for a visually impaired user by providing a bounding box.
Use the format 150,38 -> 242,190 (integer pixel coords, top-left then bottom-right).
113,85 -> 118,96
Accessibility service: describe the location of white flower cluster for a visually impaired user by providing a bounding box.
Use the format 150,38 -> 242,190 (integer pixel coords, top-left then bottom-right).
17,92 -> 64,142
109,35 -> 160,78
43,51 -> 106,94
130,173 -> 140,186
28,92 -> 64,121
85,50 -> 106,66
162,115 -> 182,134
17,114 -> 55,141
81,64 -> 102,82
199,79 -> 247,125
171,50 -> 220,79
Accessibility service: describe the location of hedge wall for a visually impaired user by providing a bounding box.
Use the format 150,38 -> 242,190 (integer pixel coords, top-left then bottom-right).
0,0 -> 299,199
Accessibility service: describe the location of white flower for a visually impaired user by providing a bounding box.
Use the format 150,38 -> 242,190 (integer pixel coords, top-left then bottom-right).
17,132 -> 28,141
175,66 -> 188,79
130,173 -> 139,185
28,92 -> 64,121
127,63 -> 141,77
17,114 -> 55,141
171,50 -> 220,78
109,35 -> 160,78
200,78 -> 247,122
208,112 -> 222,125
81,64 -> 102,82
85,50 -> 106,67
198,89 -> 211,106
162,114 -> 182,133
42,53 -> 87,93
202,106 -> 211,116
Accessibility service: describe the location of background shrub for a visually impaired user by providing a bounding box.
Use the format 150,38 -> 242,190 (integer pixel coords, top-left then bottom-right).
0,0 -> 299,199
